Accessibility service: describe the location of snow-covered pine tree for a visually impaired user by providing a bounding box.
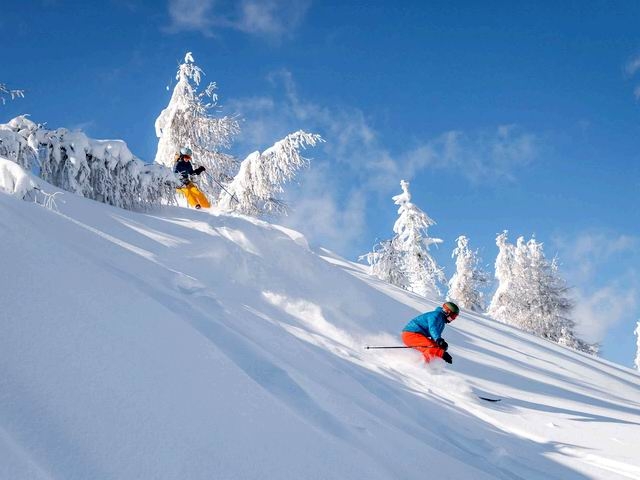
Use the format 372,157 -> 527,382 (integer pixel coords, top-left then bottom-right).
523,238 -> 576,344
0,116 -> 39,170
635,321 -> 640,370
487,231 -> 518,325
0,82 -> 24,104
447,235 -> 489,312
360,239 -> 409,290
488,232 -> 597,354
391,180 -> 445,297
0,116 -> 175,210
362,180 -> 445,297
219,131 -> 323,216
154,52 -> 240,198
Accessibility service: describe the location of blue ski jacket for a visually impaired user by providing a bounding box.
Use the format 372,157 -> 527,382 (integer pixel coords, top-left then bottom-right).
402,307 -> 447,341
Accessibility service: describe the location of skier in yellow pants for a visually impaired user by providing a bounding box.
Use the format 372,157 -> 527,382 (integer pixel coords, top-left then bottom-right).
174,147 -> 211,209
177,182 -> 210,209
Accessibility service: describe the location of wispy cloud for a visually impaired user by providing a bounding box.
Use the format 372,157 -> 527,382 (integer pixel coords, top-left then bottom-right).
556,232 -> 638,279
624,54 -> 640,100
283,164 -> 368,252
237,0 -> 311,37
572,285 -> 637,343
166,0 -> 217,36
232,69 -> 538,186
625,55 -> 640,76
400,125 -> 537,184
227,70 -> 540,252
165,0 -> 311,40
554,232 -> 639,343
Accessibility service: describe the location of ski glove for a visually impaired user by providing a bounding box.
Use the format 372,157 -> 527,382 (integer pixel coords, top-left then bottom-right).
194,166 -> 206,175
442,352 -> 453,364
436,338 -> 449,351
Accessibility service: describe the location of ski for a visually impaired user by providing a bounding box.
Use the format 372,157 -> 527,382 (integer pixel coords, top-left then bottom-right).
478,396 -> 501,402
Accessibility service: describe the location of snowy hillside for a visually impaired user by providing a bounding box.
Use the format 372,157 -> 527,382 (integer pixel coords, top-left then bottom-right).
1,172 -> 639,480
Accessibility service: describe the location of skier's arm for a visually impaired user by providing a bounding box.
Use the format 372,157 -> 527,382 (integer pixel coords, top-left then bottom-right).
427,314 -> 445,341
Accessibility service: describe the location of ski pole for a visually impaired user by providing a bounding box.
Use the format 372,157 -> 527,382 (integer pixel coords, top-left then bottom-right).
364,345 -> 438,350
204,172 -> 240,204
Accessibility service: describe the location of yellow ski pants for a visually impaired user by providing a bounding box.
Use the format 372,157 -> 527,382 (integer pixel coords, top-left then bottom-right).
177,183 -> 211,209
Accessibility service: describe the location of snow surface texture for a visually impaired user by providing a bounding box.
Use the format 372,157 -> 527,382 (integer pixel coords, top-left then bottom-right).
1,182 -> 639,480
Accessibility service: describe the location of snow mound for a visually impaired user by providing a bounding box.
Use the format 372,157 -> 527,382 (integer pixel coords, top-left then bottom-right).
0,157 -> 38,198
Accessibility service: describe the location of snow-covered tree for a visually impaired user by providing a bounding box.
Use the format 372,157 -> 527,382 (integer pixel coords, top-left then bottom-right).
219,131 -> 322,216
635,321 -> 640,371
1,116 -> 175,210
363,180 -> 445,297
447,235 -> 489,312
0,82 -> 24,104
487,231 -> 518,324
487,231 -> 597,354
0,157 -> 38,199
154,53 -> 322,217
0,116 -> 39,170
523,238 -> 575,344
154,52 -> 240,198
360,239 -> 409,290
392,180 -> 446,297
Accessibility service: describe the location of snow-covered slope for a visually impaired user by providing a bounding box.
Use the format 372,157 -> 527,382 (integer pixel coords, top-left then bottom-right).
1,179 -> 639,480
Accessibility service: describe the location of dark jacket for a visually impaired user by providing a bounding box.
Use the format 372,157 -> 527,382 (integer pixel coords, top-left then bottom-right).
174,156 -> 205,185
402,307 -> 447,341
174,157 -> 196,183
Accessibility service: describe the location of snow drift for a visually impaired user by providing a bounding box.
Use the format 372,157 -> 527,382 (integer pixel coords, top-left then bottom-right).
1,181 -> 639,480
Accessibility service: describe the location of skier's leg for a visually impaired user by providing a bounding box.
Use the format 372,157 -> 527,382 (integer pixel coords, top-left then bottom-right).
401,331 -> 444,362
178,184 -> 201,208
190,184 -> 211,208
176,187 -> 192,207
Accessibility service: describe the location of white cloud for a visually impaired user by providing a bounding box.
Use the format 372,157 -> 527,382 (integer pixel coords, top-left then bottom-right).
166,0 -> 311,39
166,0 -> 218,36
572,285 -> 637,343
237,0 -> 311,37
553,232 -> 639,343
233,70 -> 538,187
556,232 -> 638,279
282,164 -> 368,253
626,55 -> 640,76
226,70 -> 540,253
624,55 -> 640,101
401,126 -> 537,184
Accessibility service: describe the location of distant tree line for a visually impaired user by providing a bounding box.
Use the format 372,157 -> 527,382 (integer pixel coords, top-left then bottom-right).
362,180 -> 599,355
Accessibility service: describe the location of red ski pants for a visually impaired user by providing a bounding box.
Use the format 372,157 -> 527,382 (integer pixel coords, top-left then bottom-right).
402,331 -> 444,363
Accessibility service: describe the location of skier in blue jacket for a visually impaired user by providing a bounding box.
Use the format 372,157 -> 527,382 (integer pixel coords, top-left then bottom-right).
402,302 -> 459,364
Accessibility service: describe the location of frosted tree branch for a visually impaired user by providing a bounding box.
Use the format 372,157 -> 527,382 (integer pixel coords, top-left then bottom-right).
0,82 -> 25,104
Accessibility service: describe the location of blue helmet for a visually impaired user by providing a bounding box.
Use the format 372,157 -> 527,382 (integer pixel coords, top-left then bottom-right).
180,146 -> 193,156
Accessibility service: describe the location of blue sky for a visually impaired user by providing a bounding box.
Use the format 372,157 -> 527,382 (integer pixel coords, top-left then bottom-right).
2,0 -> 639,367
